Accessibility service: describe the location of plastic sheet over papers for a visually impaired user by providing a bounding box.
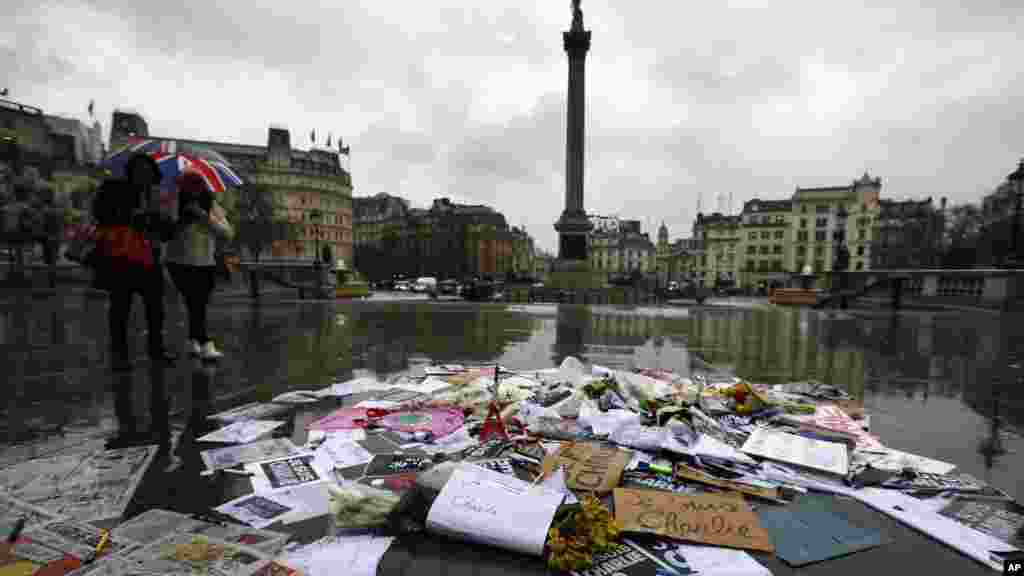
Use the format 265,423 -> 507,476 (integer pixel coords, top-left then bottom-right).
853,487 -> 1018,571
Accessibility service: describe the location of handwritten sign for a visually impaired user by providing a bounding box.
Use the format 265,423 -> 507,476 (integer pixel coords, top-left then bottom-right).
674,462 -> 784,503
426,464 -> 564,556
542,442 -> 632,494
613,488 -> 774,553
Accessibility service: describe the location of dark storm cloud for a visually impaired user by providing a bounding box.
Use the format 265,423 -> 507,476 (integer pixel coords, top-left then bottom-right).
4,0 -> 1024,252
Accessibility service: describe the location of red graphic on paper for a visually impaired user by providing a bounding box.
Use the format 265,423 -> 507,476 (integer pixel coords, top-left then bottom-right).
805,405 -> 883,449
479,401 -> 509,442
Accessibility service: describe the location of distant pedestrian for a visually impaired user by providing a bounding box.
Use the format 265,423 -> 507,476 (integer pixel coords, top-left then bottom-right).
165,172 -> 233,360
92,154 -> 177,371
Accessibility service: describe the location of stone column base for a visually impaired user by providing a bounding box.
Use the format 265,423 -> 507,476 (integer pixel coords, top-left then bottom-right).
547,259 -> 606,291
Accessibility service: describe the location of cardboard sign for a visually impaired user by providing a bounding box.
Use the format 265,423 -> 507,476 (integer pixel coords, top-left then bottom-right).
674,462 -> 785,503
542,442 -> 632,494
613,488 -> 775,553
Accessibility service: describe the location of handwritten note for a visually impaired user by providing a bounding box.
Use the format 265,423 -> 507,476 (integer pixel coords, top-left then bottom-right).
674,462 -> 783,502
426,463 -> 564,556
541,442 -> 632,494
613,488 -> 775,553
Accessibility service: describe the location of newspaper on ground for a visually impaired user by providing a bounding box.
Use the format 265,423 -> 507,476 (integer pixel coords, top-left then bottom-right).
111,509 -> 206,546
200,439 -> 307,472
22,518 -> 141,560
215,493 -> 297,529
209,403 -> 291,424
197,421 -> 285,444
120,532 -> 274,576
271,391 -> 323,404
245,455 -> 331,493
0,445 -> 159,523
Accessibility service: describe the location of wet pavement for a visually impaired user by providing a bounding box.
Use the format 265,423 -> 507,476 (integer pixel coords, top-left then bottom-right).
0,290 -> 1021,574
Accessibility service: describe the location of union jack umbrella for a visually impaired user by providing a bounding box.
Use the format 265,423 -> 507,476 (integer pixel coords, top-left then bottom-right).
101,137 -> 243,194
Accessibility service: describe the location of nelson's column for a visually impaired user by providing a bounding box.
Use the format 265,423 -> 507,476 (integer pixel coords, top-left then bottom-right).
550,0 -> 603,290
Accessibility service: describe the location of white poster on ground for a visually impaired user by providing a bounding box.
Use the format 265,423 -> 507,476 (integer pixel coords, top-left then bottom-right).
741,427 -> 849,477
425,463 -> 564,556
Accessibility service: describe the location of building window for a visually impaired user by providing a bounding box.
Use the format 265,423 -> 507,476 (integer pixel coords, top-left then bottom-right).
747,245 -> 756,255
802,205 -> 808,213
774,230 -> 784,239
746,260 -> 755,271
857,245 -> 864,256
797,230 -> 809,242
814,259 -> 825,272
815,245 -> 824,257
796,245 -> 806,257
800,218 -> 808,228
749,232 -> 757,240
760,231 -> 770,240
759,245 -> 770,255
815,230 -> 827,241
859,229 -> 866,240
856,261 -> 864,270
772,260 -> 783,272
816,217 -> 828,228
816,205 -> 829,214
772,245 -> 782,254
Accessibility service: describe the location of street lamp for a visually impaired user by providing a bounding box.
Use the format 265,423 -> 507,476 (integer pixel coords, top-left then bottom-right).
833,204 -> 850,308
310,209 -> 322,265
310,209 -> 323,297
1006,159 -> 1024,268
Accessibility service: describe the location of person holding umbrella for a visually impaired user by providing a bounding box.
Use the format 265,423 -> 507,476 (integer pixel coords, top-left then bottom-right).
93,153 -> 178,371
165,171 -> 233,360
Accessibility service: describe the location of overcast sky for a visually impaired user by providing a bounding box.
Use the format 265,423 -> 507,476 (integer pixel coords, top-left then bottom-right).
4,0 -> 1024,252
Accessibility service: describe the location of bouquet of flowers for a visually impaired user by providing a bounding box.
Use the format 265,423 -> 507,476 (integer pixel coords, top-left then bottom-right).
545,494 -> 622,572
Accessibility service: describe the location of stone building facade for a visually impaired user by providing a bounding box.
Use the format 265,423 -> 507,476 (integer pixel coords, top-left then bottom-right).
588,217 -> 656,282
871,197 -> 945,269
685,172 -> 886,290
109,111 -> 353,265
791,172 -> 881,276
739,198 -> 792,289
353,195 -> 535,281
692,213 -> 742,288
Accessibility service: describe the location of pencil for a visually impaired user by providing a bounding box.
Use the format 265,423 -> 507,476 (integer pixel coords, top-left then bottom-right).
93,530 -> 109,558
6,518 -> 25,543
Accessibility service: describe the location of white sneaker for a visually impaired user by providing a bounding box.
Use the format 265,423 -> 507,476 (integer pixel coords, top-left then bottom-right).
200,341 -> 223,360
187,340 -> 201,357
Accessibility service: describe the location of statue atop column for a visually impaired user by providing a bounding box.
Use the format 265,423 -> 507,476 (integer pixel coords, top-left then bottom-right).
572,0 -> 583,29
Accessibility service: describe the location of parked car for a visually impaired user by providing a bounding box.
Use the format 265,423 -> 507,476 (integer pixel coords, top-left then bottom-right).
413,276 -> 438,293
395,281 -> 411,292
438,279 -> 460,295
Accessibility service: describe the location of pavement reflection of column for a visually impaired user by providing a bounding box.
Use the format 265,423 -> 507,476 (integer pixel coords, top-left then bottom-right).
552,304 -> 591,366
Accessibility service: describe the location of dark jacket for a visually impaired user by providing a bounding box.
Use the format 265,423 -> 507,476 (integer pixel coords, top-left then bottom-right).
93,179 -> 176,241
91,179 -> 176,291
